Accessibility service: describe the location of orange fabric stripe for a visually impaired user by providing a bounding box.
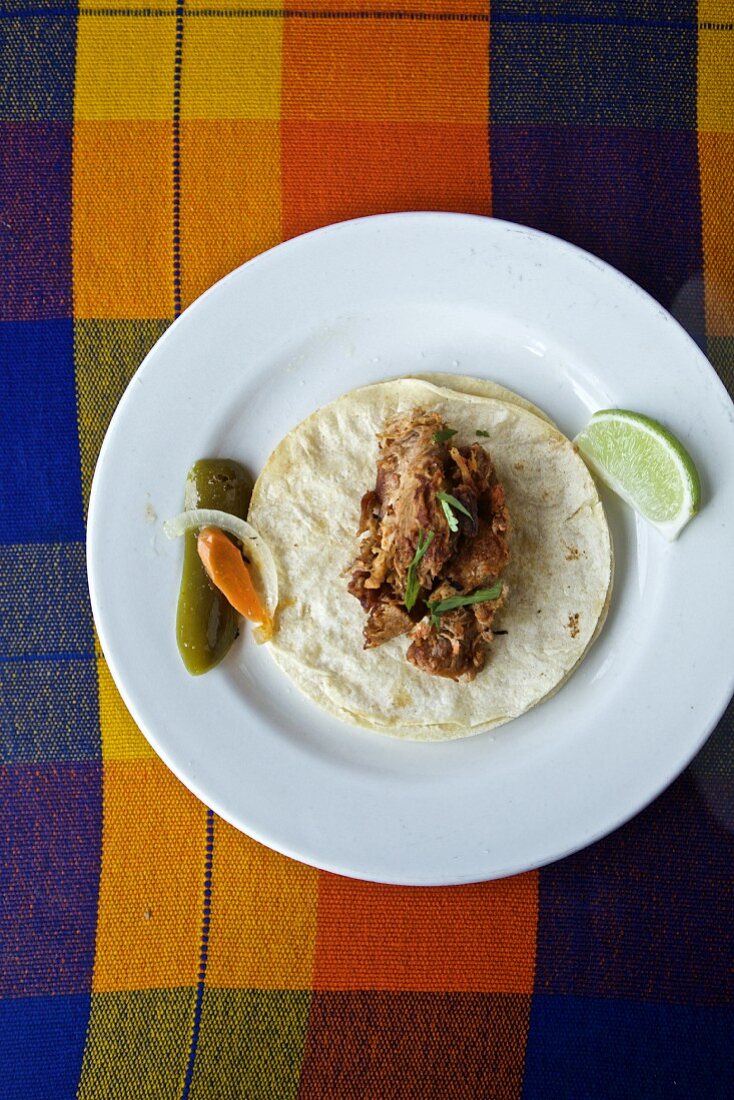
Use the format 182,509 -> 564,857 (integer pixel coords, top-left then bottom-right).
698,16 -> 734,339
284,0 -> 489,15
313,871 -> 539,993
204,820 -> 319,990
179,119 -> 282,309
282,15 -> 489,123
699,133 -> 734,337
92,760 -> 206,992
282,120 -> 491,238
73,120 -> 174,319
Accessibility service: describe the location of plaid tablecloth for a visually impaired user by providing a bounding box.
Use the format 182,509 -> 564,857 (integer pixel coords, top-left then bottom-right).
2,2 -> 733,1097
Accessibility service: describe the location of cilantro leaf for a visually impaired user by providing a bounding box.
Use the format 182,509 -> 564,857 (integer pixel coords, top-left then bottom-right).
439,497 -> 459,532
427,583 -> 503,627
404,529 -> 435,611
476,430 -> 490,438
437,491 -> 473,521
432,428 -> 458,444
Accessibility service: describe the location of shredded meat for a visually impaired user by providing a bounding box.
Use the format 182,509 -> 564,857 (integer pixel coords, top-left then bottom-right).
358,490 -> 379,535
445,446 -> 510,591
363,600 -> 415,649
374,411 -> 454,593
348,409 -> 510,678
347,492 -> 384,610
407,587 -> 507,681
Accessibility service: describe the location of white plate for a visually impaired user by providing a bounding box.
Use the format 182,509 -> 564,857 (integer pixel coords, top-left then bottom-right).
88,213 -> 734,885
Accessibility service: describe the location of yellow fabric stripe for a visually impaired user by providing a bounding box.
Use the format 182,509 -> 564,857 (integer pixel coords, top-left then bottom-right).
77,990 -> 196,1100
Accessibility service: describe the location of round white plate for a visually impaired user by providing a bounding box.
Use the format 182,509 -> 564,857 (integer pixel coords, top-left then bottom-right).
88,213 -> 734,885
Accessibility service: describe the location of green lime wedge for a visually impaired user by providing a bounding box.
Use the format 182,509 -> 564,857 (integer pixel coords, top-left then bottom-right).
575,410 -> 701,540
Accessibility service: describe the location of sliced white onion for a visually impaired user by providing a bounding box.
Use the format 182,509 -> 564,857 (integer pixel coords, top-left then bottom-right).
163,508 -> 279,641
163,508 -> 260,544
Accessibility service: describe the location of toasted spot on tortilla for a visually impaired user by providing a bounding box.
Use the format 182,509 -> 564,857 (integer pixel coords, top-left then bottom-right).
392,688 -> 411,708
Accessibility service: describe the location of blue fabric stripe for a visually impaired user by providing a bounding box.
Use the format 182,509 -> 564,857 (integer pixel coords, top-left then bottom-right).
0,14 -> 77,121
172,0 -> 184,319
0,543 -> 94,661
532,774 -> 734,1005
1,656 -> 101,762
181,808 -> 215,1100
0,321 -> 84,540
0,651 -> 96,663
0,994 -> 91,1100
490,21 -> 698,129
522,995 -> 734,1100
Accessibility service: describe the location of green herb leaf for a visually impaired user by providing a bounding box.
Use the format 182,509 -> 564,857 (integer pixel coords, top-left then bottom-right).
439,497 -> 458,532
437,491 -> 473,520
427,583 -> 503,627
404,529 -> 435,611
432,428 -> 458,444
476,430 -> 490,438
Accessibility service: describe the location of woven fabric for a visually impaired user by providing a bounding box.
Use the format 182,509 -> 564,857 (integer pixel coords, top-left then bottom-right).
2,2 -> 733,1097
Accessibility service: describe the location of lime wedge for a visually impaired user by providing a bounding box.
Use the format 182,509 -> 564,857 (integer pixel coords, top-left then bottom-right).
575,410 -> 701,540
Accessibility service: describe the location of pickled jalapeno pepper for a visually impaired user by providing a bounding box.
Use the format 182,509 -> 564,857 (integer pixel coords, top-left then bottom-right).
175,459 -> 251,674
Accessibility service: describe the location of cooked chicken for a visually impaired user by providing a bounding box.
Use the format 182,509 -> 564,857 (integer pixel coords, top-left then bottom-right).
446,522 -> 509,592
407,586 -> 506,681
363,600 -> 415,649
445,444 -> 510,592
407,607 -> 481,680
347,492 -> 383,610
348,409 -> 511,678
374,411 -> 454,594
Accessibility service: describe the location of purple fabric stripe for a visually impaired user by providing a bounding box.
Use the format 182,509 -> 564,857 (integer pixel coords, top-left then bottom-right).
0,763 -> 103,997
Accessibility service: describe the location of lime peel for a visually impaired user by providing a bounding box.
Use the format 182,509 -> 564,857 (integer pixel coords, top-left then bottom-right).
574,409 -> 701,541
